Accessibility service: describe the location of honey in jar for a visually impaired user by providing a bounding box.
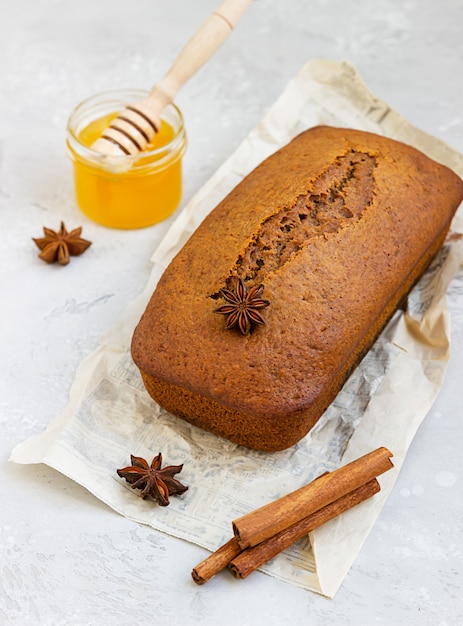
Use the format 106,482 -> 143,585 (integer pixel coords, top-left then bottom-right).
66,89 -> 187,229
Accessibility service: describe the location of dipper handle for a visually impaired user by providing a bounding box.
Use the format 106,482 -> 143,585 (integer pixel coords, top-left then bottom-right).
93,0 -> 253,156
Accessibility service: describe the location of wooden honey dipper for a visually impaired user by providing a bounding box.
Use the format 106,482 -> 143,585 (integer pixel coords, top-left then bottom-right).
92,0 -> 253,157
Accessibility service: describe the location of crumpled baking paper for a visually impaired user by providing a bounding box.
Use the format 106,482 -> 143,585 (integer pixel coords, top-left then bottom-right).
11,59 -> 463,597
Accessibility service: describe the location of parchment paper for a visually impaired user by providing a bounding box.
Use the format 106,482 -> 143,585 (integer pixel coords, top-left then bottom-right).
11,60 -> 463,597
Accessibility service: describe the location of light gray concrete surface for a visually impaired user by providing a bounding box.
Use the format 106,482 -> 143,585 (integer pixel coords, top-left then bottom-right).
1,1 -> 462,624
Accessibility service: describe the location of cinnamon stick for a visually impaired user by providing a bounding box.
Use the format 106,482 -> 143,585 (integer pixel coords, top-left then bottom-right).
229,478 -> 380,579
191,537 -> 242,585
232,447 -> 393,549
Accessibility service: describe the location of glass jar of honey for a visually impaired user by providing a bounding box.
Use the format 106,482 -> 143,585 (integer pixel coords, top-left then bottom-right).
66,89 -> 187,229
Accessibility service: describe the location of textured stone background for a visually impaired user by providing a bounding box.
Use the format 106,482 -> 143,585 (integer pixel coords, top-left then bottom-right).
1,1 -> 462,624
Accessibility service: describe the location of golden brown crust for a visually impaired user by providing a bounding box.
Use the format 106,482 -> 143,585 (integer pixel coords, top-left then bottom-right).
131,126 -> 463,451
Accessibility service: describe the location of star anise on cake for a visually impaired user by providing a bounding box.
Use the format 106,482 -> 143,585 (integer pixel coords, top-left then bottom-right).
117,453 -> 188,506
214,277 -> 270,335
32,221 -> 92,265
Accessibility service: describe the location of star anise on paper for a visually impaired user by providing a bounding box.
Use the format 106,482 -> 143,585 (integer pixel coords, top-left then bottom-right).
117,453 -> 188,506
32,221 -> 92,265
214,277 -> 270,335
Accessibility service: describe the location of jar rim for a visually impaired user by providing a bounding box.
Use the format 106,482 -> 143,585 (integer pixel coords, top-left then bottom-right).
66,88 -> 187,173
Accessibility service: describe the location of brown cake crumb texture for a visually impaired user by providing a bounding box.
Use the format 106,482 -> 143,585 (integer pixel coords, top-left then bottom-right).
132,126 -> 463,451
225,150 -> 376,290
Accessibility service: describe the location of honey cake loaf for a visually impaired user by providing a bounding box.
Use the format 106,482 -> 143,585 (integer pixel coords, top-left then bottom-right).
131,126 -> 463,451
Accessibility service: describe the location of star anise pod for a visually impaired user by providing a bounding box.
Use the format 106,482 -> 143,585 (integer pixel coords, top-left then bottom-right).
214,277 -> 270,335
32,221 -> 92,265
117,453 -> 188,506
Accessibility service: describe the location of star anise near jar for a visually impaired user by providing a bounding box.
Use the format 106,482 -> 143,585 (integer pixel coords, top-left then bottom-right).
32,221 -> 92,265
214,277 -> 270,335
117,453 -> 188,506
